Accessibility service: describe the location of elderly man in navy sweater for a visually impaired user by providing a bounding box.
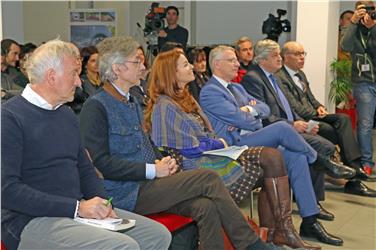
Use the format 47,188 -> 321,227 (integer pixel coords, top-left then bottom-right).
1,39 -> 171,250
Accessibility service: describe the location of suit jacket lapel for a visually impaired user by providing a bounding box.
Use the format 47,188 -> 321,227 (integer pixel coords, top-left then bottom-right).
210,77 -> 240,107
255,65 -> 286,113
281,66 -> 305,99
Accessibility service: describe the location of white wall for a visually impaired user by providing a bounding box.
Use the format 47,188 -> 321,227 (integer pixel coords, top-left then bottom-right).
2,1 -> 23,43
194,1 -> 294,46
22,1 -> 69,45
340,1 -> 356,13
295,1 -> 340,111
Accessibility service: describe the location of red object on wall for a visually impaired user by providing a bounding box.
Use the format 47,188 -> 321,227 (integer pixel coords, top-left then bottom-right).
1,240 -> 6,250
336,108 -> 357,130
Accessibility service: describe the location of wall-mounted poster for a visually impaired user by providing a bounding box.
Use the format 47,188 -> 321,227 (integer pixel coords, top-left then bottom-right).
70,9 -> 116,49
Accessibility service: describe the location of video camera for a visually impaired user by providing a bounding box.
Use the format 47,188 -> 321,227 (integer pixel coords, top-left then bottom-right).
361,5 -> 376,20
143,2 -> 166,46
262,9 -> 291,42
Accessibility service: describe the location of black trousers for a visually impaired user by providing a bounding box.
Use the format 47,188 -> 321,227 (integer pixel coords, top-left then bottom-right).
134,169 -> 259,250
315,113 -> 361,166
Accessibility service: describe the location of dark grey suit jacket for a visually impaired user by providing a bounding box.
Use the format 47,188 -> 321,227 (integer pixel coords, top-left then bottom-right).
240,64 -> 302,126
276,66 -> 322,120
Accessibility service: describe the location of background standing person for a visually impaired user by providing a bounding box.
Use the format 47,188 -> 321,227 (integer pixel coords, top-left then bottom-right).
341,0 -> 376,176
158,6 -> 189,51
338,10 -> 354,61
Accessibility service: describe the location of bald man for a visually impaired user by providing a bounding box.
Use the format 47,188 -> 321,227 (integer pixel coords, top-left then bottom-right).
276,41 -> 376,197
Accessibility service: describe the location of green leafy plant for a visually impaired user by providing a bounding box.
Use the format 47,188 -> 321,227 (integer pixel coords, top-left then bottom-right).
329,58 -> 353,109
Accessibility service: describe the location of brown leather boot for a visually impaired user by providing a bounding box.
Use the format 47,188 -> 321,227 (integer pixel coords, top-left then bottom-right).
257,189 -> 275,242
263,176 -> 321,250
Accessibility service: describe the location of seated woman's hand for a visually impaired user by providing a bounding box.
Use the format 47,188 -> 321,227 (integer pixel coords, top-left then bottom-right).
218,138 -> 228,148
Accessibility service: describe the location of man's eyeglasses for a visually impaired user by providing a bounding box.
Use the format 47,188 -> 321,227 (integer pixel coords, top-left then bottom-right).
123,59 -> 142,67
288,51 -> 307,57
218,58 -> 239,64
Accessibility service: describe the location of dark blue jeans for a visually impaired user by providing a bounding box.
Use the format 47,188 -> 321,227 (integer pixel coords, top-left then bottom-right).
353,82 -> 376,168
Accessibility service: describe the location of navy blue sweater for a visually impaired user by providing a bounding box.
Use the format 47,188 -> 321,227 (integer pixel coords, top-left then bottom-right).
1,96 -> 106,249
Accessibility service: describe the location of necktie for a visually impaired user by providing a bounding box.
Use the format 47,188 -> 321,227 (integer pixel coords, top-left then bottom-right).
294,72 -> 307,92
269,74 -> 294,121
227,83 -> 243,106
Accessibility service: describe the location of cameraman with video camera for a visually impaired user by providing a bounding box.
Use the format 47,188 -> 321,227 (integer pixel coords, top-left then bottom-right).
341,1 -> 376,176
158,6 -> 189,51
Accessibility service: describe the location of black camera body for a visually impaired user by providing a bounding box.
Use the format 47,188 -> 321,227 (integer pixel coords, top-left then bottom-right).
144,2 -> 166,36
262,9 -> 291,42
362,6 -> 376,20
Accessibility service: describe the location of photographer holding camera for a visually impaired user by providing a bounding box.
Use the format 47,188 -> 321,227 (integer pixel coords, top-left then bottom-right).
158,6 -> 189,51
341,1 -> 376,176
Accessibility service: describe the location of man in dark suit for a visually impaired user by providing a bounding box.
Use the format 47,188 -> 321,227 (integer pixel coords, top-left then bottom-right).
240,39 -> 354,182
278,41 -> 374,178
200,45 -> 344,247
240,39 -> 364,243
276,41 -> 376,195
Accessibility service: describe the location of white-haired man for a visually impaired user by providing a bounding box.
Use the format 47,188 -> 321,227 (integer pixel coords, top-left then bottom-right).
1,39 -> 171,250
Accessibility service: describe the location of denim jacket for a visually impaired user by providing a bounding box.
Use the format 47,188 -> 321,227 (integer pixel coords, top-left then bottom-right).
92,90 -> 156,211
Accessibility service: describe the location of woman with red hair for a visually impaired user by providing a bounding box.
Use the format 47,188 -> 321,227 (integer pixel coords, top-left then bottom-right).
144,49 -> 318,250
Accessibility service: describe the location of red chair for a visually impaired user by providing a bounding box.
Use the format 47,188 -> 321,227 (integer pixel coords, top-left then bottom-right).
145,212 -> 193,232
1,240 -> 6,250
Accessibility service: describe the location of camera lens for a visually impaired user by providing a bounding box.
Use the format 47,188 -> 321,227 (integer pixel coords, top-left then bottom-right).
370,11 -> 376,20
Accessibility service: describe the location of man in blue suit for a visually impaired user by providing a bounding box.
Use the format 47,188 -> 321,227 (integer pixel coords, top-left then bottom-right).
200,45 -> 344,246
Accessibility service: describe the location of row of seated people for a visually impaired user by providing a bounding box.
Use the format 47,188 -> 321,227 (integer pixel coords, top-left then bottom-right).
77,38 -> 373,248
231,37 -> 376,188
2,37 -> 305,250
1,39 -> 102,109
133,39 -> 375,197
187,38 -> 376,188
1,35 -> 374,250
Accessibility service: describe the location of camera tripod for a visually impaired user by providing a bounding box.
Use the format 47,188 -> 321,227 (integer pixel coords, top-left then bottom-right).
146,44 -> 159,66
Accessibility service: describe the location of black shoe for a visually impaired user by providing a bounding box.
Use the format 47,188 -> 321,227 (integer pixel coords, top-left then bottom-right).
344,180 -> 376,197
300,221 -> 343,246
317,203 -> 334,221
323,159 -> 356,179
352,167 -> 376,182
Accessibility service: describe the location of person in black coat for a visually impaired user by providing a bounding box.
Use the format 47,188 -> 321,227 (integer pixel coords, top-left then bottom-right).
186,48 -> 210,103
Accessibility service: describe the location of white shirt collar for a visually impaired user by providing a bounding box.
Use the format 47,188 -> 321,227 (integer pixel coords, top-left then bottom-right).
284,65 -> 298,78
213,75 -> 230,88
21,84 -> 62,110
110,82 -> 130,101
259,66 -> 273,78
284,65 -> 304,90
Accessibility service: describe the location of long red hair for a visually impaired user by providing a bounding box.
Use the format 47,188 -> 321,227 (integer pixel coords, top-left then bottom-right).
144,49 -> 200,132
